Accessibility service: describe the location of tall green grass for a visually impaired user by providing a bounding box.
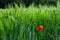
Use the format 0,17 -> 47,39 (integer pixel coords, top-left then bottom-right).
0,5 -> 60,40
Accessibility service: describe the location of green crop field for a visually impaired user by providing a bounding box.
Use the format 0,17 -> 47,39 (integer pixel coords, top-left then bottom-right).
0,4 -> 60,40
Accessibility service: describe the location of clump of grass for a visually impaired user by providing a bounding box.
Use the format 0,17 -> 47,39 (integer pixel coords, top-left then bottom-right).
0,4 -> 60,40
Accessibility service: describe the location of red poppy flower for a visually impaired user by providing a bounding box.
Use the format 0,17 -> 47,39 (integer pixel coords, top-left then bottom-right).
37,25 -> 43,31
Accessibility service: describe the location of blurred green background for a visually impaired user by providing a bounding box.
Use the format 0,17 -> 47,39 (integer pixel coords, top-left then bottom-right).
0,0 -> 60,8
0,5 -> 60,40
0,0 -> 60,40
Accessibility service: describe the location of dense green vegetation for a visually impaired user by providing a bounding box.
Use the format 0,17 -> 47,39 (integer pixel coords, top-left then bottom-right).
0,4 -> 60,40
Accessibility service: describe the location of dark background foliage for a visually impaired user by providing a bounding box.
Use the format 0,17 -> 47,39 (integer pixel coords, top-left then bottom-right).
0,0 -> 59,8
